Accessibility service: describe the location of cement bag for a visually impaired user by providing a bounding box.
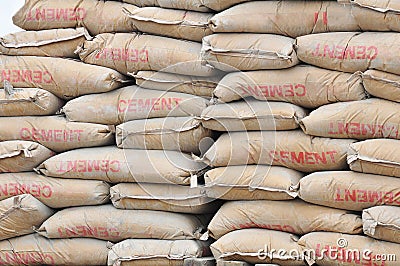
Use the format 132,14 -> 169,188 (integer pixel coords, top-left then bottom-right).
0,172 -> 110,208
362,70 -> 400,102
300,99 -> 400,140
78,33 -> 217,77
0,116 -> 114,153
0,194 -> 54,240
296,32 -> 400,75
0,140 -> 54,173
116,117 -> 212,154
363,206 -> 400,244
213,65 -> 366,108
62,86 -> 208,125
348,139 -> 400,177
122,0 -> 212,12
0,54 -> 128,100
211,229 -> 303,265
204,165 -> 303,200
298,232 -> 400,266
208,200 -> 362,240
0,234 -> 108,265
38,205 -> 208,241
0,28 -> 90,58
133,71 -> 221,97
12,0 -> 136,35
110,183 -> 220,214
201,100 -> 307,131
37,146 -> 206,185
201,33 -> 299,72
339,0 -> 400,13
298,171 -> 400,211
123,7 -> 213,42
202,130 -> 355,172
108,239 -> 210,266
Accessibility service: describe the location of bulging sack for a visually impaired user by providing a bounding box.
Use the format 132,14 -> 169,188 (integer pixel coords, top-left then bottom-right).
202,130 -> 355,172
0,140 -> 54,173
363,206 -> 400,244
0,116 -> 114,152
0,172 -> 110,208
362,70 -> 400,102
0,54 -> 128,99
78,33 -> 217,77
0,194 -> 54,240
299,171 -> 400,211
300,99 -> 400,140
213,65 -> 366,108
204,165 -> 303,200
37,146 -> 206,185
201,33 -> 299,71
62,86 -> 208,125
122,0 -> 213,12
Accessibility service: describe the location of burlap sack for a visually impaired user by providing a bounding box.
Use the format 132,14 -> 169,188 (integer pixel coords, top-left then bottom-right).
0,28 -> 90,58
12,0 -> 136,35
201,100 -> 307,131
62,86 -> 208,125
0,234 -> 108,265
0,54 -> 128,99
110,183 -> 220,214
296,32 -> 400,75
298,232 -> 400,266
300,99 -> 400,140
338,0 -> 400,13
0,116 -> 114,152
38,205 -> 209,241
108,239 -> 210,266
0,172 -> 110,208
122,0 -> 212,12
363,206 -> 400,244
362,70 -> 400,102
78,33 -> 217,77
213,65 -> 366,108
211,229 -> 303,265
205,165 -> 302,201
123,7 -> 213,42
201,33 -> 299,72
116,117 -> 213,154
0,194 -> 54,240
0,140 -> 54,173
133,71 -> 221,97
202,130 -> 355,172
37,146 -> 206,185
298,171 -> 400,211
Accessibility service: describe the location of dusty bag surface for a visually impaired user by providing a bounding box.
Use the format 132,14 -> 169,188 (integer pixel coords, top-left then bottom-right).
208,200 -> 362,240
363,206 -> 400,244
63,86 -> 208,125
0,140 -> 54,173
0,194 -> 54,241
201,33 -> 298,72
296,32 -> 400,75
202,130 -> 355,172
0,54 -> 128,99
300,99 -> 400,140
213,65 -> 366,108
299,171 -> 400,211
0,28 -> 90,58
0,116 -> 114,152
362,70 -> 400,102
201,100 -> 307,131
204,165 -> 303,200
78,33 -> 217,77
338,0 -> 400,12
111,183 -> 220,214
37,146 -> 206,185
0,233 -> 108,265
38,205 -> 208,241
116,117 -> 212,154
348,139 -> 400,177
0,172 -> 110,208
211,228 -> 303,265
12,0 -> 136,35
122,0 -> 212,12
